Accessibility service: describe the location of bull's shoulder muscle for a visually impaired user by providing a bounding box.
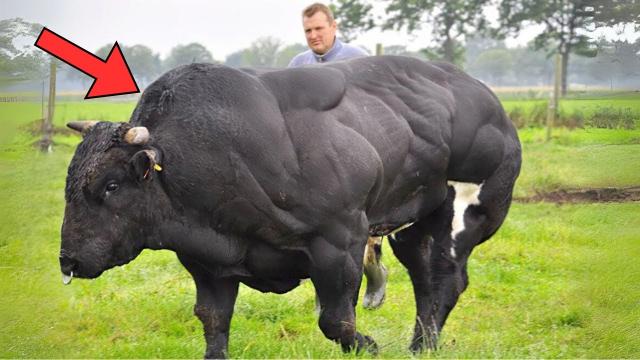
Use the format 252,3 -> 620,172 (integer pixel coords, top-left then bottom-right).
258,67 -> 347,112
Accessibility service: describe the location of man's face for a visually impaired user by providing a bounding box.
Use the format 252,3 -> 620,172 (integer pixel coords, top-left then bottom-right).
303,11 -> 337,55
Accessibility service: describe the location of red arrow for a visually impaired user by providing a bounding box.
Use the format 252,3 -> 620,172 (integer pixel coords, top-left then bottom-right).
34,27 -> 139,99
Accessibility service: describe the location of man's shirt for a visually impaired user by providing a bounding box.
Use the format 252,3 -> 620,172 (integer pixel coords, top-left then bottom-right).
288,38 -> 368,67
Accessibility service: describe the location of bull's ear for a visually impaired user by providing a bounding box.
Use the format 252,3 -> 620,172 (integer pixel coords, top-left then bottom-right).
129,150 -> 160,182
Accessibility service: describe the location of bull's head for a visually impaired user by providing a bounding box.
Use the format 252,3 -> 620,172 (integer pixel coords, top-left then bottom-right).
60,121 -> 164,284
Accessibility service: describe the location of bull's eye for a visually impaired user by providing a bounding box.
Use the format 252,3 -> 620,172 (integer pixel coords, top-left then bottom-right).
105,182 -> 119,194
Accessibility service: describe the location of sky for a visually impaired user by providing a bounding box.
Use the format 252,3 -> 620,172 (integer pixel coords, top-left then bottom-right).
5,0 -> 639,61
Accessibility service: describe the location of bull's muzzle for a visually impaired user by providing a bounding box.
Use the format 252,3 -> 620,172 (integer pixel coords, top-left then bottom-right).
59,252 -> 77,285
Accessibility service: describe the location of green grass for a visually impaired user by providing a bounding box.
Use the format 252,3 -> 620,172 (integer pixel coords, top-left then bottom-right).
54,101 -> 136,126
1,96 -> 639,358
514,128 -> 640,197
501,92 -> 640,129
559,92 -> 640,115
0,101 -> 135,153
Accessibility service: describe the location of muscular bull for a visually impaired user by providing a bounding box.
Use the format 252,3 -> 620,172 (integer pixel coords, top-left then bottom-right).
60,56 -> 521,358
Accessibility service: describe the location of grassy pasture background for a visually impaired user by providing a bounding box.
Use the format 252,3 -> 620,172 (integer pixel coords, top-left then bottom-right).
1,91 -> 639,358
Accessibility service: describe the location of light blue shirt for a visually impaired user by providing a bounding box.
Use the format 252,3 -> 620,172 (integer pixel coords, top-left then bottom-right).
288,38 -> 368,67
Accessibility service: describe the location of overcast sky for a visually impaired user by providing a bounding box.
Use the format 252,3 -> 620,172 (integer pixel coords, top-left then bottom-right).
5,0 -> 639,61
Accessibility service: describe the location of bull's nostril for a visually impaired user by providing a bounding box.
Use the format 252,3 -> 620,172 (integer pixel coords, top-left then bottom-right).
59,253 -> 77,275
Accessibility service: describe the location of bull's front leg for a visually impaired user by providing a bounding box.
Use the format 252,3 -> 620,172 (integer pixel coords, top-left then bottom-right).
308,231 -> 378,355
180,256 -> 239,359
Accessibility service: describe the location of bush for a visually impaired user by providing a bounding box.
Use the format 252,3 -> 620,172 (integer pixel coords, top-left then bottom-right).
507,101 -> 549,128
586,106 -> 636,129
526,89 -> 542,100
557,108 -> 585,129
529,101 -> 549,127
507,103 -> 638,130
507,106 -> 527,128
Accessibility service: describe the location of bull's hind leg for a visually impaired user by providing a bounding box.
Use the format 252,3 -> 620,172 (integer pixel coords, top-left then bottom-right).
309,217 -> 377,354
389,203 -> 454,352
390,156 -> 519,352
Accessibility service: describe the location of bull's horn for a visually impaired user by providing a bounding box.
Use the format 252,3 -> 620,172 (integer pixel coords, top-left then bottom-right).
67,121 -> 98,133
124,127 -> 150,145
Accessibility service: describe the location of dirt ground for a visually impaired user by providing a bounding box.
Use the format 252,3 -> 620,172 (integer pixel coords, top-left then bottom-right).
517,186 -> 640,204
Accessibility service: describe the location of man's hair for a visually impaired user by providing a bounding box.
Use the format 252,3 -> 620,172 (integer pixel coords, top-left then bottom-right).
302,3 -> 335,22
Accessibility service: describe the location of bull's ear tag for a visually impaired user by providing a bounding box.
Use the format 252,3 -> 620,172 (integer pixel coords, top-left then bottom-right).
153,164 -> 163,172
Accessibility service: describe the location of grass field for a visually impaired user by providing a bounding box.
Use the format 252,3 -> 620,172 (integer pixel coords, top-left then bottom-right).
1,93 -> 639,358
500,92 -> 640,129
515,127 -> 640,197
502,95 -> 640,117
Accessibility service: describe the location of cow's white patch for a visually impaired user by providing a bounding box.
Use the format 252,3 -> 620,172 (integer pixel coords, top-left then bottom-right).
448,181 -> 483,258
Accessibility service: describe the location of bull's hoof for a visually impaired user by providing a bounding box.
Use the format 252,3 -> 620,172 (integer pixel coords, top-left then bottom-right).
346,333 -> 378,355
360,334 -> 379,355
204,349 -> 227,359
409,334 -> 437,354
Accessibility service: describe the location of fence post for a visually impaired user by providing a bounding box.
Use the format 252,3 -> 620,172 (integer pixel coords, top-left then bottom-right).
40,59 -> 56,153
41,79 -> 45,122
376,43 -> 383,56
546,52 -> 562,142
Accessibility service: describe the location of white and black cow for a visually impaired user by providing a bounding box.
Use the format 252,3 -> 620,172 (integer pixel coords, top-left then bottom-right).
59,56 -> 521,358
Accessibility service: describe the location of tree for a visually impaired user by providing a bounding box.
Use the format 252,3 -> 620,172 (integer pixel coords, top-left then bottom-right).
63,43 -> 162,89
420,39 -> 466,65
62,43 -> 121,88
274,43 -> 308,67
464,39 -> 554,86
464,35 -> 507,65
329,0 -> 375,42
224,49 -> 249,67
163,43 -> 214,71
0,18 -> 47,82
224,37 -> 289,68
497,0 -> 640,95
466,48 -> 514,85
589,0 -> 640,27
383,44 -> 427,59
123,44 -> 162,86
509,45 -> 554,85
332,0 -> 491,65
579,38 -> 640,88
245,37 -> 282,67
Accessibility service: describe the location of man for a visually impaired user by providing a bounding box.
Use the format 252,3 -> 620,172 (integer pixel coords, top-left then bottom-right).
289,3 -> 387,311
288,3 -> 368,67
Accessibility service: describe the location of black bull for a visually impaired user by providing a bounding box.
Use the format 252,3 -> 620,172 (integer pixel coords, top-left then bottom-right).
60,56 -> 521,358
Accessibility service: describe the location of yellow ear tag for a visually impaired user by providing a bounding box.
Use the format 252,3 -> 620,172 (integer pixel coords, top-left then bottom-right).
153,164 -> 163,172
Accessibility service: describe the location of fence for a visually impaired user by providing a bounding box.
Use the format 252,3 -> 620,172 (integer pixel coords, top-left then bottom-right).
0,96 -> 22,102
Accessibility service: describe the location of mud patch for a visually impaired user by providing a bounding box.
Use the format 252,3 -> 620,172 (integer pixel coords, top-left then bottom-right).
517,186 -> 640,204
